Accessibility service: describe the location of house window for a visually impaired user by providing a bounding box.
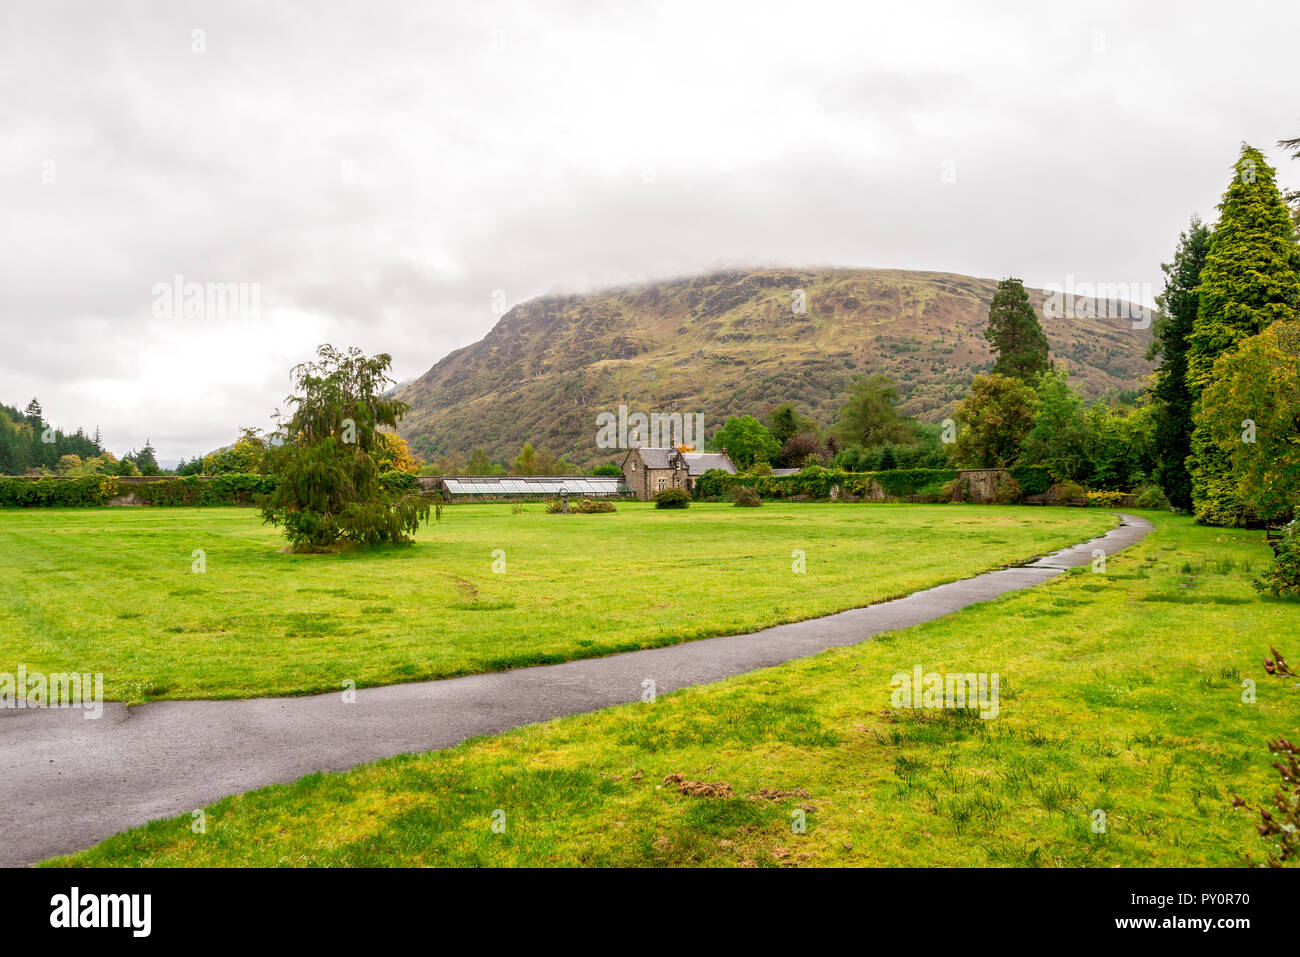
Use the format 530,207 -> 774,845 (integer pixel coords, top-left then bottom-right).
657,478 -> 666,491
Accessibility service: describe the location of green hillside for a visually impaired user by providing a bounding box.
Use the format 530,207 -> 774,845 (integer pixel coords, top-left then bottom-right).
397,268 -> 1154,467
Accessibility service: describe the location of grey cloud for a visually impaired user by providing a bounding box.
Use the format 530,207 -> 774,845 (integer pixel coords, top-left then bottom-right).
1,0 -> 1297,463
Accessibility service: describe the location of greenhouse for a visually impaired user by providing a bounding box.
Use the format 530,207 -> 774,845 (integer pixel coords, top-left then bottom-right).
437,476 -> 632,500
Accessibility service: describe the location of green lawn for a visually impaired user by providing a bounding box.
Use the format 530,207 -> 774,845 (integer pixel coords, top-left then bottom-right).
48,513 -> 1300,867
0,502 -> 1113,701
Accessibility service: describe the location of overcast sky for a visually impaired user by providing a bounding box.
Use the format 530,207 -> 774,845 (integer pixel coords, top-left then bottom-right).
2,0 -> 1297,464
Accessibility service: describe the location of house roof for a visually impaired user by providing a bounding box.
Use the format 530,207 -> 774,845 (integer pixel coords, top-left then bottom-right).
624,447 -> 738,475
680,452 -> 736,476
629,447 -> 679,469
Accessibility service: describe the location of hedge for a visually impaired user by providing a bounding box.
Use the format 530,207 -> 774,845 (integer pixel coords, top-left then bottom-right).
129,474 -> 278,507
0,474 -> 276,508
693,466 -> 959,501
378,470 -> 420,493
0,476 -> 122,508
0,472 -> 437,508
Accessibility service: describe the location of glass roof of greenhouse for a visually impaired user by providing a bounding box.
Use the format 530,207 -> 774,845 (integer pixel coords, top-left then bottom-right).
441,476 -> 628,496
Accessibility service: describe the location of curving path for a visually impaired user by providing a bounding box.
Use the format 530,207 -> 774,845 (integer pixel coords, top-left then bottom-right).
0,514 -> 1152,866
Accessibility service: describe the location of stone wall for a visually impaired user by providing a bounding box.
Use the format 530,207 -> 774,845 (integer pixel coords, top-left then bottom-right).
959,468 -> 1010,504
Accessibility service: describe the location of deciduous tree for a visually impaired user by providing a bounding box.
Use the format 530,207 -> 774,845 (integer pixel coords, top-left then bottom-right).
511,442 -> 539,475
834,375 -> 915,448
949,373 -> 1036,469
709,415 -> 779,470
1196,321 -> 1300,523
1019,370 -> 1090,481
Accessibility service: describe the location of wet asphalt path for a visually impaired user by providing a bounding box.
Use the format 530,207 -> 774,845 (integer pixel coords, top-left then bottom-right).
0,513 -> 1152,866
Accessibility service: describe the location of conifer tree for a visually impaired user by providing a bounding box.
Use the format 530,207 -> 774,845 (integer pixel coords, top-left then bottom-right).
136,440 -> 160,476
261,345 -> 433,550
985,278 -> 1050,381
1150,218 -> 1212,512
1188,145 -> 1300,524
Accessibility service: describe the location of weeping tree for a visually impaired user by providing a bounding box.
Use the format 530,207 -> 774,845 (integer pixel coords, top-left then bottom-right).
261,345 -> 435,551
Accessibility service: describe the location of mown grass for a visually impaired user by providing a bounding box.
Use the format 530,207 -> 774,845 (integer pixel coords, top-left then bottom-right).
49,513 -> 1300,867
0,502 -> 1112,701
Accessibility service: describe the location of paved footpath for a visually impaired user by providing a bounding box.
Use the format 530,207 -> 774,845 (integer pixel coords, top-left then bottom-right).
1,514 -> 1152,866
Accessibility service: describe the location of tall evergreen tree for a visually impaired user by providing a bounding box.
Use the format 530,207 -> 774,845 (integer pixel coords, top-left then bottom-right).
136,440 -> 160,476
23,398 -> 42,423
1188,144 -> 1300,524
985,277 -> 1050,381
1279,134 -> 1299,237
1149,217 -> 1212,511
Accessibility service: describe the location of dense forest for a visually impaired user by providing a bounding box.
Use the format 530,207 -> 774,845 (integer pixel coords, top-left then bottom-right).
0,399 -> 160,476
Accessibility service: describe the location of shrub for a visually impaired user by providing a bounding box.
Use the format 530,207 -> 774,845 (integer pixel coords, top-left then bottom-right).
1086,490 -> 1128,508
378,470 -> 419,493
654,488 -> 691,509
1256,521 -> 1300,598
546,497 -> 617,513
1050,480 -> 1086,503
728,486 -> 762,507
1133,483 -> 1171,510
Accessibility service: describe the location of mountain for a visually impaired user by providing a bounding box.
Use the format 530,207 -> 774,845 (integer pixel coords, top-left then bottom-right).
396,267 -> 1155,467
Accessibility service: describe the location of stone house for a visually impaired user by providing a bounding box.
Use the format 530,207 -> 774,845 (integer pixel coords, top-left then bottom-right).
619,447 -> 737,501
